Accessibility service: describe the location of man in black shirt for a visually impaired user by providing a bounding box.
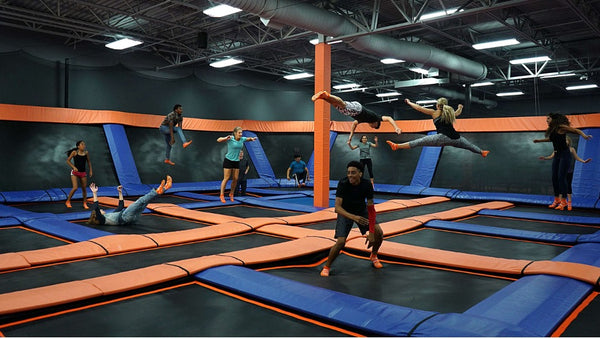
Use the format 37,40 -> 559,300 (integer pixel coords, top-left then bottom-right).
320,161 -> 383,277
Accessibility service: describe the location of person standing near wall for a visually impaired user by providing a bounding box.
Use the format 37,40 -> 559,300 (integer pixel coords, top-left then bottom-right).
348,135 -> 378,186
234,150 -> 250,196
534,113 -> 592,210
65,140 -> 93,209
538,135 -> 592,210
159,104 -> 192,165
217,127 -> 257,203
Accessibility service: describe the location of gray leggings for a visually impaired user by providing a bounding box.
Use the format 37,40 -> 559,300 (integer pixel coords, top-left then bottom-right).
408,133 -> 482,154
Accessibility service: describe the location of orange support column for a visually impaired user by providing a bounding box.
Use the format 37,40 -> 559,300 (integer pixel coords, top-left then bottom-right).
313,41 -> 331,208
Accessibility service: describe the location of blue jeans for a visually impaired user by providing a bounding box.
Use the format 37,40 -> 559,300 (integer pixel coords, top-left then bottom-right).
159,125 -> 187,159
552,149 -> 572,196
118,189 -> 158,225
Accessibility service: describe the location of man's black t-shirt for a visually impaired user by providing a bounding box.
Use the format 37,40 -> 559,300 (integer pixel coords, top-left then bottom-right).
335,177 -> 374,214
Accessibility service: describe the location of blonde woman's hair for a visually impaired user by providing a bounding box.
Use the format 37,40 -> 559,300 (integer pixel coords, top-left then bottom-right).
437,97 -> 456,124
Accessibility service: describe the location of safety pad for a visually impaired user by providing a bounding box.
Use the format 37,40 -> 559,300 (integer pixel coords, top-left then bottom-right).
86,264 -> 190,296
245,187 -> 303,196
380,218 -> 428,236
13,241 -> 108,268
278,208 -> 338,225
243,130 -> 276,180
412,312 -> 536,336
422,201 -> 513,221
169,254 -> 245,275
577,232 -> 600,243
372,183 -> 404,194
0,204 -> 34,218
523,260 -> 600,285
195,265 -> 438,336
346,240 -> 531,275
426,220 -> 581,244
0,190 -> 53,203
552,242 -> 600,266
453,191 -> 556,205
0,280 -> 104,316
166,181 -> 222,193
121,183 -> 155,196
178,200 -> 242,209
226,236 -> 333,265
0,218 -> 20,226
103,124 -> 142,186
89,234 -> 158,254
419,187 -> 462,198
173,191 -> 222,201
242,196 -> 324,213
572,128 -> 600,202
397,185 -> 428,195
258,224 -> 331,239
306,130 -> 337,177
464,274 -> 592,337
236,217 -> 288,230
411,134 -> 442,188
145,222 -> 254,246
20,216 -> 112,242
0,253 -> 31,271
261,193 -> 312,200
479,209 -> 600,225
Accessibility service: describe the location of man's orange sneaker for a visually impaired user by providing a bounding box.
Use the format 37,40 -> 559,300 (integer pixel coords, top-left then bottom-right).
386,140 -> 399,151
164,159 -> 175,166
183,140 -> 192,148
311,90 -> 329,102
481,150 -> 490,157
320,266 -> 330,277
370,255 -> 383,269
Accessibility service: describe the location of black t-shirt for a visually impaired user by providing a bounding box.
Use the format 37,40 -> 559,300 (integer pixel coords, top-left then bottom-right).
335,177 -> 374,214
433,117 -> 460,139
354,106 -> 383,124
550,131 -> 568,152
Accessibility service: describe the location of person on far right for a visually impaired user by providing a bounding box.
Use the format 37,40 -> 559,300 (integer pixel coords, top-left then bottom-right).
538,135 -> 592,211
534,113 -> 592,210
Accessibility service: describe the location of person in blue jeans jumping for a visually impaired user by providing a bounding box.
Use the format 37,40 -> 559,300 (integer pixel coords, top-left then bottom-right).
159,104 -> 192,165
86,176 -> 172,225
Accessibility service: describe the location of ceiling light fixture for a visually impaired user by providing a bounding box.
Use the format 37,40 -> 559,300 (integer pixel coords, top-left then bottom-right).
409,67 -> 429,75
472,38 -> 519,50
209,58 -> 244,68
496,91 -> 524,97
509,56 -> 551,64
381,58 -> 405,64
203,4 -> 242,17
540,72 -> 576,79
284,72 -> 313,80
420,8 -> 462,21
333,83 -> 359,90
376,92 -> 401,98
105,38 -> 143,50
565,84 -> 598,91
470,82 -> 494,87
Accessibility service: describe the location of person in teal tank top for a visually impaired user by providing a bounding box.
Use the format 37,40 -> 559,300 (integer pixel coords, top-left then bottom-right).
217,126 -> 257,203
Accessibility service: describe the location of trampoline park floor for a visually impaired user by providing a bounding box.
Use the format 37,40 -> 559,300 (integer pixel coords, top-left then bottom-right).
1,188 -> 600,336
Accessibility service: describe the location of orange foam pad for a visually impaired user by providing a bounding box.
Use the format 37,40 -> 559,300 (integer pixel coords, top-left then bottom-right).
90,234 -> 158,254
524,261 -> 600,286
346,240 -> 531,275
278,208 -> 338,225
146,222 -> 253,246
0,253 -> 31,271
235,217 -> 289,229
389,196 -> 450,208
224,236 -> 336,265
258,224 -> 330,239
426,201 -> 513,220
0,242 -> 109,272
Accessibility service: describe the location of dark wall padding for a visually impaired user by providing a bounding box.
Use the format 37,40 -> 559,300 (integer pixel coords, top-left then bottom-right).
432,131 -> 555,195
254,133 -> 314,179
0,121 -> 118,191
330,132 -> 424,184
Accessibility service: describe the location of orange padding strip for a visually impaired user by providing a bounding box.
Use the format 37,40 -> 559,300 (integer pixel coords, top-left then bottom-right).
2,103 -> 600,133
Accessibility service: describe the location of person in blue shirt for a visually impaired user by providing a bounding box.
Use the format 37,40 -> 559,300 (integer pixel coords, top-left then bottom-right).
217,127 -> 257,203
287,154 -> 310,187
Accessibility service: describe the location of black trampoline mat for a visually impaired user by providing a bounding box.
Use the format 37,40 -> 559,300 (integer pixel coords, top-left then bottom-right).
0,227 -> 68,253
0,282 -> 349,337
6,201 -> 84,214
460,215 -> 600,234
387,228 -> 567,260
264,254 -> 511,313
200,205 -> 303,218
73,213 -> 211,234
124,193 -> 205,204
561,292 -> 600,337
508,204 -> 600,218
0,233 -> 287,295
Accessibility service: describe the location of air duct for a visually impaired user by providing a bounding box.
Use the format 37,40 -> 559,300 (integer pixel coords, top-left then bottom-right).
420,86 -> 497,109
211,0 -> 487,80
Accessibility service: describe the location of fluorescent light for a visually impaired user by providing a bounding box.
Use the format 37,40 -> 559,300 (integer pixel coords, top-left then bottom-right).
376,92 -> 401,98
472,38 -> 519,50
420,8 -> 462,21
540,72 -> 576,79
309,36 -> 342,45
471,82 -> 494,87
209,58 -> 244,68
203,4 -> 242,17
284,72 -> 313,80
416,100 -> 438,104
105,38 -> 143,50
409,67 -> 429,75
496,91 -> 524,97
509,56 -> 551,64
333,83 -> 359,90
566,84 -> 598,91
381,58 -> 405,64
